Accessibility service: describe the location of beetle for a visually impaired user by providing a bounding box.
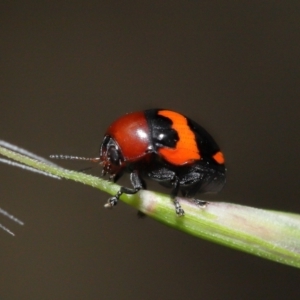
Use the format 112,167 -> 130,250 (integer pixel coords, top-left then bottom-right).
51,109 -> 226,215
100,109 -> 226,215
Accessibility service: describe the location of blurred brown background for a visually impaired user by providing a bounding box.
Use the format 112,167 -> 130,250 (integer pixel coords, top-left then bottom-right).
1,1 -> 300,299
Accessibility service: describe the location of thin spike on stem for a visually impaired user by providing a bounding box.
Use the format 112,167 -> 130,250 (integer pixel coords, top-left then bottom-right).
0,140 -> 59,167
0,207 -> 24,226
0,207 -> 24,236
0,223 -> 15,236
0,158 -> 61,179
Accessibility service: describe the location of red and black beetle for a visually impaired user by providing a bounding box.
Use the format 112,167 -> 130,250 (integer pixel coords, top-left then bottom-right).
52,109 -> 226,215
100,109 -> 226,215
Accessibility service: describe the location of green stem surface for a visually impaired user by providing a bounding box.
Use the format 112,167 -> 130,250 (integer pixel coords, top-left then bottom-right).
1,145 -> 300,268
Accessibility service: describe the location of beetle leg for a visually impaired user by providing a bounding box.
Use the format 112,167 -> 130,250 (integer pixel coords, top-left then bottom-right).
192,198 -> 207,207
173,198 -> 184,216
104,191 -> 122,208
171,177 -> 185,216
104,171 -> 144,209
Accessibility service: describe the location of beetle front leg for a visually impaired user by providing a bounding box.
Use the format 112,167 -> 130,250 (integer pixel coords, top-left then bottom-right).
104,171 -> 144,209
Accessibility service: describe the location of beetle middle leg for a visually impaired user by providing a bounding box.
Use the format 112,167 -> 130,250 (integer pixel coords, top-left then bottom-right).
179,172 -> 209,209
148,168 -> 185,216
171,177 -> 185,216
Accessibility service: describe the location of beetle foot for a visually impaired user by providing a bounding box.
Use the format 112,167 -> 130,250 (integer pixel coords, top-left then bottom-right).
174,199 -> 185,216
104,196 -> 118,208
193,199 -> 207,207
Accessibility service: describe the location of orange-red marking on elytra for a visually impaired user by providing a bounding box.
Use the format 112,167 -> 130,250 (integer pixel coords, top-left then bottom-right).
157,110 -> 201,165
213,151 -> 225,164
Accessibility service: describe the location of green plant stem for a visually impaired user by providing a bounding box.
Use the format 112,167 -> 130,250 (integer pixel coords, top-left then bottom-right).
1,145 -> 300,268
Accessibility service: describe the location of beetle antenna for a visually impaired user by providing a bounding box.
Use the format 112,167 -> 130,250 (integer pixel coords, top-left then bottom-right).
49,154 -> 101,163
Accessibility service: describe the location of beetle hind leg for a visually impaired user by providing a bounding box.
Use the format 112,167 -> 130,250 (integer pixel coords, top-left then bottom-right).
192,198 -> 207,207
181,185 -> 207,208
